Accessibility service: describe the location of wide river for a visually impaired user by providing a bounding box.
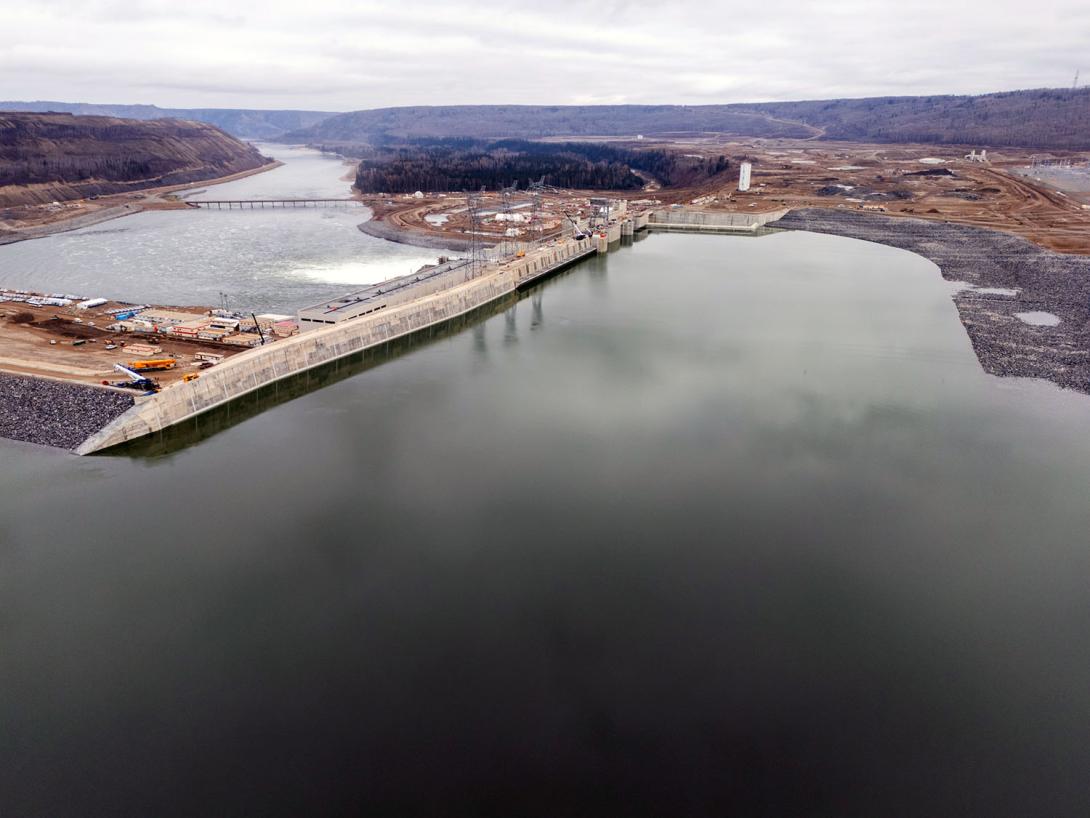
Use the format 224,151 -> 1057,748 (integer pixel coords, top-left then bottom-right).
0,144 -> 447,312
4,207 -> 1090,814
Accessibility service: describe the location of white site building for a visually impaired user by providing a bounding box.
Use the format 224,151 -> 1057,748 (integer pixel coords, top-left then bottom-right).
738,161 -> 753,192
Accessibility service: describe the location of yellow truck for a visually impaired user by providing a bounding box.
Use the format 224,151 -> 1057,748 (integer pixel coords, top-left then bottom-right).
127,358 -> 177,372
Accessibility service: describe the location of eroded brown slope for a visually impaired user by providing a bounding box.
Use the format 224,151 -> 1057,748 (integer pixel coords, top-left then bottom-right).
0,112 -> 270,206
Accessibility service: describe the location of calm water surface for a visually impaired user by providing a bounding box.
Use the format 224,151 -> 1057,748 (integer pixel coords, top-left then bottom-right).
3,231 -> 1090,816
0,144 -> 449,312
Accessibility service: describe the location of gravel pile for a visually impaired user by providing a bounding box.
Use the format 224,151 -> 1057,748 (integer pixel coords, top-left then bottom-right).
0,373 -> 134,450
772,209 -> 1090,394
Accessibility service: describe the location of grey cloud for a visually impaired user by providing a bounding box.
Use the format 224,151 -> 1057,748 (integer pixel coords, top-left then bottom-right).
2,0 -> 1086,109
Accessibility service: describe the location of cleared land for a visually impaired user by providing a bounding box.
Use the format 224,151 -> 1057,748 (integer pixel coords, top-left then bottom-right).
360,138 -> 1090,255
0,299 -> 244,386
675,138 -> 1090,254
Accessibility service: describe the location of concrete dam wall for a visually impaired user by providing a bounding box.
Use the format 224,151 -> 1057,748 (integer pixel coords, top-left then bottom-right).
647,208 -> 789,232
77,236 -> 596,454
76,206 -> 796,455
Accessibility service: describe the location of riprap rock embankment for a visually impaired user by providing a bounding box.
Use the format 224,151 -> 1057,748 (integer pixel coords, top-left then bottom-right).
0,373 -> 134,450
772,209 -> 1090,395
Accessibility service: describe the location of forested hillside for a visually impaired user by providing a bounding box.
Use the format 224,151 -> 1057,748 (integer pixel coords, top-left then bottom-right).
353,139 -> 730,194
752,88 -> 1090,148
287,88 -> 1090,149
0,101 -> 334,139
291,105 -> 815,144
0,112 -> 271,206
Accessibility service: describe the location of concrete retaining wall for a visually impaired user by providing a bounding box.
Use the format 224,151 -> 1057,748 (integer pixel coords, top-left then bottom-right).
648,208 -> 789,231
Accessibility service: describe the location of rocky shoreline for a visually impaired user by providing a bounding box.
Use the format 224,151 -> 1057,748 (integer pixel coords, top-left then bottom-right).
0,160 -> 282,246
358,218 -> 493,252
0,203 -> 141,246
0,373 -> 134,450
771,209 -> 1090,394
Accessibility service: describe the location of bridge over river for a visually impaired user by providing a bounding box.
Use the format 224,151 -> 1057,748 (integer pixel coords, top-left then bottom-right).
187,199 -> 364,210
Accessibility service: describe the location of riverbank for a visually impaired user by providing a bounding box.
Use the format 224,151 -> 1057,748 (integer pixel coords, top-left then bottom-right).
771,208 -> 1090,394
0,159 -> 283,246
357,216 -> 490,251
0,203 -> 142,246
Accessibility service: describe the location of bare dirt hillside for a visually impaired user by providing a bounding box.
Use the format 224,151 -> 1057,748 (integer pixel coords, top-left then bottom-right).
0,112 -> 272,207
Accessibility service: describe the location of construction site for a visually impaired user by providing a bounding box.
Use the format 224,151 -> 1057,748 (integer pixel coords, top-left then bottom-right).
0,289 -> 298,388
357,137 -> 1090,256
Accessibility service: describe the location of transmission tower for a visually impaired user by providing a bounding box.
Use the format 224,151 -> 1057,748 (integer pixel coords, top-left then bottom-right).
499,179 -> 519,257
465,189 -> 484,280
1075,69 -> 1081,90
528,175 -> 546,247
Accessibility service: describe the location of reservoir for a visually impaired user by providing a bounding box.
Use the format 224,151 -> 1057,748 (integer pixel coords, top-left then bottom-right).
4,229 -> 1090,816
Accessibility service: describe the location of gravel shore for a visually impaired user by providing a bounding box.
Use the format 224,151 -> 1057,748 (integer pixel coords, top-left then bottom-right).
0,373 -> 134,450
358,218 -> 491,252
772,209 -> 1090,394
0,204 -> 141,246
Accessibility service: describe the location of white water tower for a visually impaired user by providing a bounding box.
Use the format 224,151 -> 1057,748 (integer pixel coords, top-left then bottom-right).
738,161 -> 752,192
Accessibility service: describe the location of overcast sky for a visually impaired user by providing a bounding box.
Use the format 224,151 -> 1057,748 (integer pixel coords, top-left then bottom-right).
3,0 -> 1087,111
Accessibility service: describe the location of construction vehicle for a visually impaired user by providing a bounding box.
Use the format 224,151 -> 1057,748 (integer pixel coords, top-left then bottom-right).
564,212 -> 587,241
182,372 -> 200,383
108,364 -> 160,393
128,358 -> 176,372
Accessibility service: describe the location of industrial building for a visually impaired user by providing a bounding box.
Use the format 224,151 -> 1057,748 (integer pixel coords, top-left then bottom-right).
738,161 -> 752,192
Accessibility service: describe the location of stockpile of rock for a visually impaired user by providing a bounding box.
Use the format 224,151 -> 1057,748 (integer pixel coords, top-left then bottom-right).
0,373 -> 134,450
772,209 -> 1090,394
